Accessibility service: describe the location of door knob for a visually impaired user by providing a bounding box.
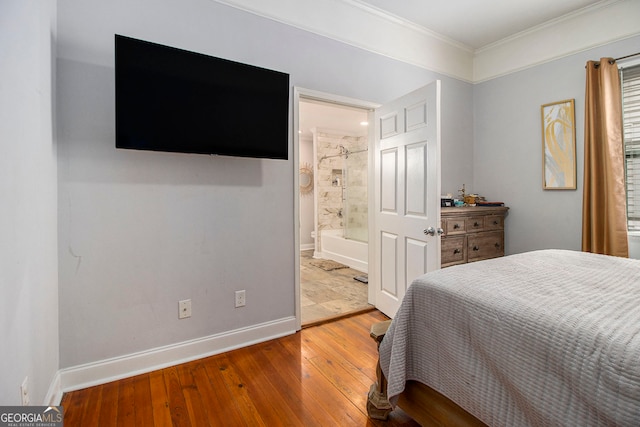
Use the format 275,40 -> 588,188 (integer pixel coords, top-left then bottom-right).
424,227 -> 444,236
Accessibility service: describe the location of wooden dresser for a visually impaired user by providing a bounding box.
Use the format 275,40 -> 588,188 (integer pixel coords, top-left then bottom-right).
440,206 -> 509,268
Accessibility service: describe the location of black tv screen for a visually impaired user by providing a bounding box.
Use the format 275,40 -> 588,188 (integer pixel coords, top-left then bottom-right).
115,35 -> 289,159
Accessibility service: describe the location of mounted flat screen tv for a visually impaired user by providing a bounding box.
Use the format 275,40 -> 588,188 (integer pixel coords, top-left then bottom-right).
115,35 -> 290,159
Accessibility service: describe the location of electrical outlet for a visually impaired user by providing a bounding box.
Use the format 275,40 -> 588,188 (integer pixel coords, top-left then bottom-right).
235,290 -> 246,308
21,376 -> 29,406
179,299 -> 192,319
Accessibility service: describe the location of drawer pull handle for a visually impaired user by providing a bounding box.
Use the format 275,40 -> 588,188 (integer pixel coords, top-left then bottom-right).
473,222 -> 480,227
495,243 -> 501,249
493,220 -> 499,225
473,245 -> 480,251
453,223 -> 460,229
453,249 -> 461,254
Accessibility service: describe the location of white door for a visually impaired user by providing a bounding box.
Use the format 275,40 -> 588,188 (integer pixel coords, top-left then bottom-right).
373,81 -> 441,318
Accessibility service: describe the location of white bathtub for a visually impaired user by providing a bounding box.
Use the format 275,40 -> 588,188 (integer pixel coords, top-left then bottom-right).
318,229 -> 368,273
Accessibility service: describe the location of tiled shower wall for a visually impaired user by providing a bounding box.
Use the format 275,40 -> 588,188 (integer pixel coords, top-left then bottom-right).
343,147 -> 368,241
315,130 -> 367,236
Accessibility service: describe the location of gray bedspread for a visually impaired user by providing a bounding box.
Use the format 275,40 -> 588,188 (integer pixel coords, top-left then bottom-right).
379,250 -> 640,426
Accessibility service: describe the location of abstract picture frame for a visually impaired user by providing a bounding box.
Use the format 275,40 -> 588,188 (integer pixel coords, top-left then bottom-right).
541,99 -> 577,190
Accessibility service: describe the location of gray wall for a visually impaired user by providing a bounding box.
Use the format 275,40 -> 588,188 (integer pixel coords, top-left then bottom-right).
0,0 -> 58,405
4,0 -> 638,399
474,35 -> 640,256
57,0 -> 474,368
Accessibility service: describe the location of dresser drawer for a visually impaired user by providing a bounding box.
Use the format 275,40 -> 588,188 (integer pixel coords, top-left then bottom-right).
484,215 -> 503,230
440,206 -> 508,268
443,218 -> 466,235
467,231 -> 504,262
465,216 -> 485,232
441,237 -> 465,266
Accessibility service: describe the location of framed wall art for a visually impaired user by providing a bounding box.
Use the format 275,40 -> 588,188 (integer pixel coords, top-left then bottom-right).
541,99 -> 577,190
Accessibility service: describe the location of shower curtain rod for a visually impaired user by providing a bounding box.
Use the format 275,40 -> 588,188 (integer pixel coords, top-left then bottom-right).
319,148 -> 368,161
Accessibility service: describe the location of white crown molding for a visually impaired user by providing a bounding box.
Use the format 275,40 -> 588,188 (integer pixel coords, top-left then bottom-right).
212,0 -> 475,82
475,0 -> 623,54
474,0 -> 640,82
342,0 -> 473,52
213,0 -> 640,84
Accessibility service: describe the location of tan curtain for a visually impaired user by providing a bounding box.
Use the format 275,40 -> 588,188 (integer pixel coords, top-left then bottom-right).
582,58 -> 628,257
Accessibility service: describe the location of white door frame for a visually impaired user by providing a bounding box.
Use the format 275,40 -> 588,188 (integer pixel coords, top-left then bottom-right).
293,87 -> 380,330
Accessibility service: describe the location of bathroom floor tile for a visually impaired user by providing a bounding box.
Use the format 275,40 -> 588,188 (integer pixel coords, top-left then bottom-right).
301,250 -> 372,325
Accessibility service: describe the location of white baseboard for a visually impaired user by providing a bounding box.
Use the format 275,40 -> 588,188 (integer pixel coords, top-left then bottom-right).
45,371 -> 62,406
50,316 -> 297,403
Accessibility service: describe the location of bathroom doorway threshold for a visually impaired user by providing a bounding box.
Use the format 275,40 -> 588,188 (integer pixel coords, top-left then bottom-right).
301,305 -> 376,329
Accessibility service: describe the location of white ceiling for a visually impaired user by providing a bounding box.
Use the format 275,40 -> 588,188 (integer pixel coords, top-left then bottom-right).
355,0 -> 604,49
299,100 -> 369,140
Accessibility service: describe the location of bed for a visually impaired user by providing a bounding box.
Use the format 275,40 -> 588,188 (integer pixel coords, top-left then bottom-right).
367,250 -> 640,426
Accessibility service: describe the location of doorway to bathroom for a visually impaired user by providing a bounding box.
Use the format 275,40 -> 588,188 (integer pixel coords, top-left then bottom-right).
297,95 -> 375,326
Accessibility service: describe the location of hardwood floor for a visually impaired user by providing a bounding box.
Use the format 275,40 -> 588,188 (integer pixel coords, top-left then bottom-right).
60,310 -> 419,426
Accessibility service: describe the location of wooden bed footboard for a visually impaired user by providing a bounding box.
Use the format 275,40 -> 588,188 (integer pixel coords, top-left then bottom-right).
367,321 -> 487,427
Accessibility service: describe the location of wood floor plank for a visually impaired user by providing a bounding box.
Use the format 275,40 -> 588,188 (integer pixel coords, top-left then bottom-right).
60,387 -> 88,427
277,333 -> 374,426
244,341 -> 327,427
79,385 -> 102,427
225,345 -> 306,426
314,322 -> 379,376
116,376 -> 136,427
211,353 -> 268,426
148,370 -> 172,427
163,367 -> 192,427
271,336 -> 352,426
133,374 -> 153,426
305,323 -> 377,386
97,378 -> 119,427
175,363 -> 212,427
194,359 -> 249,426
306,352 -> 370,414
62,310 -> 418,427
336,313 -> 386,352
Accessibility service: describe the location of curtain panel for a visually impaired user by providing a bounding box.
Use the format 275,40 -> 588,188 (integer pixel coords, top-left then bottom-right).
582,58 -> 629,257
